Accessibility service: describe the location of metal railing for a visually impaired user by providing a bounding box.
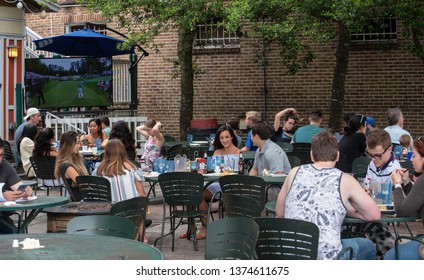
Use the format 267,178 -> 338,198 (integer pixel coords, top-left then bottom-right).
45,111 -> 148,148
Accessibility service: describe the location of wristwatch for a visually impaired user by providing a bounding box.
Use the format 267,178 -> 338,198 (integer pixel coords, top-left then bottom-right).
394,183 -> 402,189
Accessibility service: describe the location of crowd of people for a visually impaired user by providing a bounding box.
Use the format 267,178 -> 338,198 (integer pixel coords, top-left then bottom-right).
1,105 -> 423,259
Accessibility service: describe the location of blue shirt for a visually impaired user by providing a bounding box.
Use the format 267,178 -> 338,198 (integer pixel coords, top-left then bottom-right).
384,125 -> 412,145
245,130 -> 258,151
292,124 -> 324,143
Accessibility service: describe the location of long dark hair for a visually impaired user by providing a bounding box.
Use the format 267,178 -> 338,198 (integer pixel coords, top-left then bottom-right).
33,127 -> 55,158
344,114 -> 366,136
17,123 -> 38,155
213,125 -> 238,150
109,120 -> 136,160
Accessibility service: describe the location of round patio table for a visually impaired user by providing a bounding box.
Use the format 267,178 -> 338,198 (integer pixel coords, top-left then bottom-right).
0,233 -> 164,260
0,196 -> 69,233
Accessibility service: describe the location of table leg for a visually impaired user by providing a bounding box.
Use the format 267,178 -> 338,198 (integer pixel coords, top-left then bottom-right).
18,209 -> 42,233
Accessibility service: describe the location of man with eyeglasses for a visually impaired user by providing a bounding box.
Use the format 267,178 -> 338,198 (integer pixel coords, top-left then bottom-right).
13,107 -> 41,164
365,128 -> 402,185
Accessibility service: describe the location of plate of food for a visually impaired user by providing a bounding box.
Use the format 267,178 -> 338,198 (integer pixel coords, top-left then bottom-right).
378,204 -> 395,214
15,196 -> 38,203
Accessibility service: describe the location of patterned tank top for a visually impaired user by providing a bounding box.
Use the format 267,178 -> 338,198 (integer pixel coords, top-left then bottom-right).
285,164 -> 346,260
142,136 -> 161,168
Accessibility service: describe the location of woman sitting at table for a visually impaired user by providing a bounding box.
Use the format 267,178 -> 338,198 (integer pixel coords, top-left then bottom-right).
32,127 -> 61,187
17,123 -> 38,178
384,136 -> 424,260
109,120 -> 137,161
81,118 -> 109,149
338,114 -> 366,172
182,125 -> 241,240
54,131 -> 89,201
136,119 -> 164,171
274,107 -> 298,143
94,139 -> 147,242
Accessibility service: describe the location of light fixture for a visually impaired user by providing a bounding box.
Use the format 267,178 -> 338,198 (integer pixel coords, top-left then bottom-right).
16,0 -> 23,9
7,45 -> 19,58
39,10 -> 46,19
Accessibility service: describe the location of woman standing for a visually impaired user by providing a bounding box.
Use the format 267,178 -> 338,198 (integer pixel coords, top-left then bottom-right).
18,123 -> 38,178
81,118 -> 109,149
136,119 -> 164,170
95,139 -> 147,242
385,136 -> 424,259
54,131 -> 89,201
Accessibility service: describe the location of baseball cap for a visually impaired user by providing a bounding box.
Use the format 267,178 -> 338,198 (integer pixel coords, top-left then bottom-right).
23,108 -> 40,120
366,116 -> 376,127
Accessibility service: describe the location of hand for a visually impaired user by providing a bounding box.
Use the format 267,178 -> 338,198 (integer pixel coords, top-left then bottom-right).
22,186 -> 33,197
399,168 -> 410,184
3,191 -> 24,201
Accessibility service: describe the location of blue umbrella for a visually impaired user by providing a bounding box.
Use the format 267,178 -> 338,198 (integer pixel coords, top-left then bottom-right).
33,28 -> 135,57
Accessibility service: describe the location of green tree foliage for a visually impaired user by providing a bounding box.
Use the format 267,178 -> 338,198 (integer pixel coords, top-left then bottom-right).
79,0 -> 226,140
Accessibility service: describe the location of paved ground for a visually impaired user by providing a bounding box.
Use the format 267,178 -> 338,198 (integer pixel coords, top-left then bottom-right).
25,183 -> 422,260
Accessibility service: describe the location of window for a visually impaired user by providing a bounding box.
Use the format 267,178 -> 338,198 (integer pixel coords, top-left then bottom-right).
350,18 -> 397,43
194,19 -> 240,49
66,23 -> 107,35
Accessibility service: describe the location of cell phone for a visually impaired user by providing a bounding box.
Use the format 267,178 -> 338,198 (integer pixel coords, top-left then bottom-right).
17,185 -> 26,193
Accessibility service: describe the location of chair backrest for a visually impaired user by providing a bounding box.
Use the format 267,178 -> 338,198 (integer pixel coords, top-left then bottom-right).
110,196 -> 149,235
61,174 -> 81,202
67,215 -> 136,239
292,142 -> 311,152
223,193 -> 263,218
3,140 -> 16,166
276,142 -> 293,153
286,151 -> 312,165
76,175 -> 112,202
254,217 -> 319,260
219,175 -> 266,210
166,144 -> 183,160
335,152 -> 349,173
351,156 -> 371,179
158,172 -> 204,207
29,156 -> 57,180
205,216 -> 259,260
287,155 -> 301,168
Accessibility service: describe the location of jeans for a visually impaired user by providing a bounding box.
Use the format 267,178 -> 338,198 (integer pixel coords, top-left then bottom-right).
384,239 -> 421,260
339,237 -> 377,260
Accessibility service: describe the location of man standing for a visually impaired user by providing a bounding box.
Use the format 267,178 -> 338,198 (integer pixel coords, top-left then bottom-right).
78,81 -> 84,99
13,107 -> 41,164
240,111 -> 260,152
384,108 -> 412,145
276,130 -> 380,260
291,109 -> 324,144
249,122 -> 291,176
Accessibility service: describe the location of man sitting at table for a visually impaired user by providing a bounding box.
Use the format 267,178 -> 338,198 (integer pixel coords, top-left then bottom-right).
249,122 -> 291,176
0,138 -> 33,233
276,130 -> 380,260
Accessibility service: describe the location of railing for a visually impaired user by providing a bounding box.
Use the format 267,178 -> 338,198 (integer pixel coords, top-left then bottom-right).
24,26 -> 53,58
45,111 -> 148,149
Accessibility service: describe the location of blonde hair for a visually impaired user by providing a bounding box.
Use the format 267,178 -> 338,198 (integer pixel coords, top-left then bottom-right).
96,139 -> 136,177
246,111 -> 260,123
54,131 -> 88,181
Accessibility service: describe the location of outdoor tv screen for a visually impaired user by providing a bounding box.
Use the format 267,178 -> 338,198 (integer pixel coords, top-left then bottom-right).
25,57 -> 113,109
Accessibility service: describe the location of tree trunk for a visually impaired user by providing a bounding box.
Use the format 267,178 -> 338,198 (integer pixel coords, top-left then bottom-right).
328,23 -> 350,132
178,26 -> 196,141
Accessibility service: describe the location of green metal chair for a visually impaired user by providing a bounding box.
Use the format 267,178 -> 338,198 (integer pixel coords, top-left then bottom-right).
76,175 -> 112,202
67,215 -> 136,239
276,142 -> 293,153
287,155 -> 301,168
29,156 -> 64,196
351,156 -> 371,179
223,193 -> 263,218
286,150 -> 312,165
157,172 -> 205,251
110,196 -> 149,242
205,216 -> 259,260
292,142 -> 311,152
254,217 -> 319,260
165,144 -> 183,160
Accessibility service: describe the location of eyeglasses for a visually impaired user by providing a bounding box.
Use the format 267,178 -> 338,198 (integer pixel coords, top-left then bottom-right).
366,146 -> 390,160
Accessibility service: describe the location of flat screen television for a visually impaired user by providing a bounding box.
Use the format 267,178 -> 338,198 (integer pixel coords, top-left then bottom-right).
25,57 -> 113,109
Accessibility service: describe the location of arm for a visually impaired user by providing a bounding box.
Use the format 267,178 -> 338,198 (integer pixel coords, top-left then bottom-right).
1,190 -> 25,201
135,180 -> 146,197
341,174 -> 381,221
275,167 -> 297,218
64,165 -> 81,186
249,168 -> 258,176
151,122 -> 164,147
136,124 -> 150,139
100,132 -> 109,149
274,108 -> 296,131
391,175 -> 424,217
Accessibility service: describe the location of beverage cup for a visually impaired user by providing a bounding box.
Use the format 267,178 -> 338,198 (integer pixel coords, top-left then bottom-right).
82,145 -> 88,151
91,147 -> 98,154
190,161 -> 198,172
370,181 -> 381,200
380,182 -> 393,205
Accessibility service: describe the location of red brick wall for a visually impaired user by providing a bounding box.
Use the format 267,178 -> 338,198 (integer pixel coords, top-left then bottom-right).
26,9 -> 424,141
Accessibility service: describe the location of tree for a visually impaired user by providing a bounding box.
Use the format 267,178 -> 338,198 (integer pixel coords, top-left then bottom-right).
79,0 -> 226,140
226,0 -> 421,131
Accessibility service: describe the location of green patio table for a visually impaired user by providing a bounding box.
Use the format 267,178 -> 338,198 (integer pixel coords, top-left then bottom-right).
0,196 -> 69,233
0,233 -> 164,260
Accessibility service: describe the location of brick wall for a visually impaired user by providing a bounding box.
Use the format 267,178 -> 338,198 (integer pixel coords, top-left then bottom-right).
26,8 -> 424,141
